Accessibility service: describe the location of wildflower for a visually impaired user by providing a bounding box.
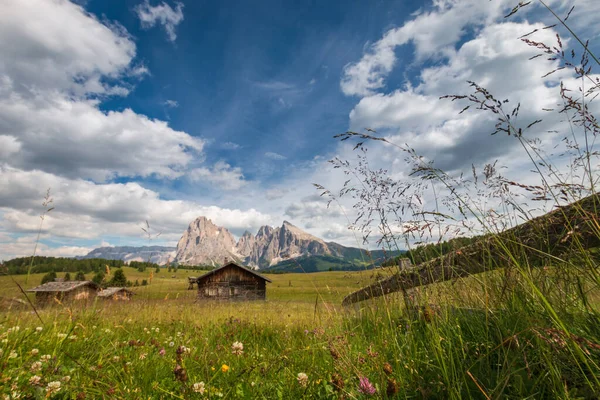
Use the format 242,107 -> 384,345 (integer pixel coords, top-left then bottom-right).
139,353 -> 147,360
192,382 -> 205,394
8,351 -> 17,359
62,376 -> 71,383
40,354 -> 51,362
57,333 -> 67,339
231,341 -> 244,356
29,375 -> 41,385
112,356 -> 120,362
297,372 -> 308,387
68,335 -> 77,340
169,341 -> 175,347
31,361 -> 42,372
158,348 -> 166,357
221,364 -> 229,373
155,328 -> 160,333
36,327 -> 43,333
358,376 -> 376,396
46,381 -> 61,395
31,348 -> 39,356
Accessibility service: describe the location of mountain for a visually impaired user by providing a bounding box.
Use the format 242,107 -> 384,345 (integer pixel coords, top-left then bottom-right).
176,216 -> 240,266
175,216 -> 404,269
80,246 -> 176,265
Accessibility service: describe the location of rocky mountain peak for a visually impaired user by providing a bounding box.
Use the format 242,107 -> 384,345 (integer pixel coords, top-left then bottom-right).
175,217 -> 336,268
176,216 -> 239,266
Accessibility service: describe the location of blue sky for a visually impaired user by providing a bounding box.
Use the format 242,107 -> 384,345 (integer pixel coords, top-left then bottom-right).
1,0 -> 599,260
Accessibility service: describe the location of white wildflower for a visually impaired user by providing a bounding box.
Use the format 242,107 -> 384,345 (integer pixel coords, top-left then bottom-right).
31,361 -> 42,372
40,354 -> 51,362
231,341 -> 244,356
57,333 -> 67,339
8,351 -> 17,359
192,382 -> 205,394
139,353 -> 147,360
35,327 -> 43,333
169,341 -> 174,347
46,381 -> 61,395
30,348 -> 39,356
62,375 -> 71,383
29,375 -> 41,385
297,372 -> 309,387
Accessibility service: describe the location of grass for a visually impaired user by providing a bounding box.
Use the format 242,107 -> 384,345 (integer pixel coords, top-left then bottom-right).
1,265 -> 600,398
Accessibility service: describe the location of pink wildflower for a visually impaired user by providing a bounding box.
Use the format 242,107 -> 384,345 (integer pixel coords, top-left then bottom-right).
358,376 -> 376,396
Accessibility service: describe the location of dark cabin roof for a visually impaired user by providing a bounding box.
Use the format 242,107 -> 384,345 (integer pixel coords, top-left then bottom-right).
196,262 -> 272,283
97,287 -> 135,298
27,281 -> 99,293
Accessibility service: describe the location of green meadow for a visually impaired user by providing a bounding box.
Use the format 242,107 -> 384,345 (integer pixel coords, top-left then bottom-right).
2,263 -> 600,399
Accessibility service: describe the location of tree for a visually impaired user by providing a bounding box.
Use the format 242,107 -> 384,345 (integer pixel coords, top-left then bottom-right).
41,271 -> 57,284
92,271 -> 105,286
110,268 -> 127,287
155,266 -> 160,273
74,271 -> 86,281
64,272 -> 71,281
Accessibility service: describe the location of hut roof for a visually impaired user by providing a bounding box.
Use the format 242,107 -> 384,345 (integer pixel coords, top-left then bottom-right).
97,287 -> 134,298
196,262 -> 272,283
27,281 -> 98,293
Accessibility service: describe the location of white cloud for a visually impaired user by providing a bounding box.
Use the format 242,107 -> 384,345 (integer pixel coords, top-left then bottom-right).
135,1 -> 184,42
189,161 -> 248,191
221,142 -> 241,150
348,21 -> 576,173
0,0 -> 205,181
0,0 -> 136,98
340,0 -> 518,96
265,152 -> 287,160
0,167 -> 273,259
0,92 -> 204,181
163,99 -> 179,108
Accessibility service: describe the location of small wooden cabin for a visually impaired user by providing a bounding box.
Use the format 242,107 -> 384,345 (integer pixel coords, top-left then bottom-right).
196,262 -> 271,300
97,287 -> 134,301
27,281 -> 99,305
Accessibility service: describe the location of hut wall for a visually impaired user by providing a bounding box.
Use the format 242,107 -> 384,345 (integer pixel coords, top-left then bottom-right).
197,265 -> 266,300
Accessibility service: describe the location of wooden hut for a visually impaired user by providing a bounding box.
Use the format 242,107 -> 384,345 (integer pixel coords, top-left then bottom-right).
27,281 -> 99,305
196,262 -> 271,300
97,287 -> 134,301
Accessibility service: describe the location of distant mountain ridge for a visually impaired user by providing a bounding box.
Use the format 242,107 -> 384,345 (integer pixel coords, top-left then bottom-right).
79,246 -> 176,265
175,216 -> 402,269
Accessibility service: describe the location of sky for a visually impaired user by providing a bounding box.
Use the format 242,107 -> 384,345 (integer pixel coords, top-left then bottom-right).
1,0 -> 599,260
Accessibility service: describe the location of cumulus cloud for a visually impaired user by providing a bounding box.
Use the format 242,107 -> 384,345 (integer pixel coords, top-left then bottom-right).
0,0 -> 136,98
0,167 -> 273,259
0,0 -> 205,182
347,21 -> 579,173
189,161 -> 248,191
135,1 -> 184,42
